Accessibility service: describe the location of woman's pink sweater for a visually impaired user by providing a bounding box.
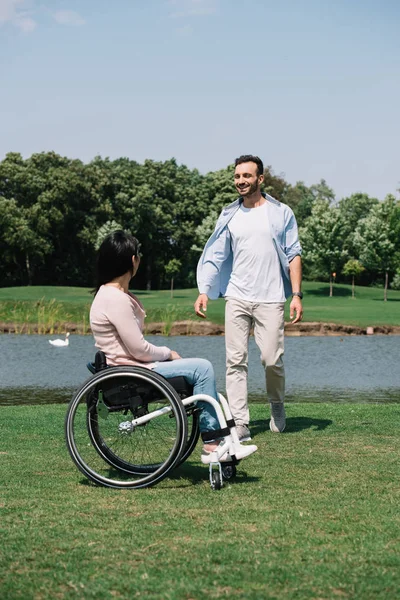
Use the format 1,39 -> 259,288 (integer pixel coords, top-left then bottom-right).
90,285 -> 171,367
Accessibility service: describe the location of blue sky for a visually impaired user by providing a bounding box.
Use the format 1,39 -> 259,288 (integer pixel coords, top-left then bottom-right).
1,0 -> 399,200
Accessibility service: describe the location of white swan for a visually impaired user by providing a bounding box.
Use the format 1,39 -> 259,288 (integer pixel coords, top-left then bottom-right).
49,333 -> 70,347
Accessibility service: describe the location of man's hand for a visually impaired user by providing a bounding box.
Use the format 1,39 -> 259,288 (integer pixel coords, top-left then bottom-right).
169,350 -> 181,360
194,293 -> 209,319
289,296 -> 303,324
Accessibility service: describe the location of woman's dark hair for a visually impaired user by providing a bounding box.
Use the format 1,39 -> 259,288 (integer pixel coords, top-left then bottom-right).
234,155 -> 264,177
94,230 -> 140,293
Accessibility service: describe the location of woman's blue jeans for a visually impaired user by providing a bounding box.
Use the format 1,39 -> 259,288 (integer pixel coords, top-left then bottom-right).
152,358 -> 220,439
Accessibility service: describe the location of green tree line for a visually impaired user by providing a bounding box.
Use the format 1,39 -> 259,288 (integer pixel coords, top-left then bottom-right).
1,151 -> 399,296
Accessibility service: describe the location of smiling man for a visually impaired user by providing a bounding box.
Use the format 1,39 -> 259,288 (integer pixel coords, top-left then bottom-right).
195,155 -> 303,440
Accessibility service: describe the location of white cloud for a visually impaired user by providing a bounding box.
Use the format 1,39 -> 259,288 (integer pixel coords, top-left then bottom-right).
52,9 -> 85,26
0,0 -> 21,23
15,15 -> 36,30
168,0 -> 217,18
0,1 -> 85,31
0,0 -> 37,31
176,23 -> 193,36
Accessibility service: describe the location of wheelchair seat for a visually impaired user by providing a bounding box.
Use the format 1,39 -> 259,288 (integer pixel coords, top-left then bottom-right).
87,351 -> 194,399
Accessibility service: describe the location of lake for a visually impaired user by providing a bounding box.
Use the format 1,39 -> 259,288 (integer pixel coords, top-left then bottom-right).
0,334 -> 399,405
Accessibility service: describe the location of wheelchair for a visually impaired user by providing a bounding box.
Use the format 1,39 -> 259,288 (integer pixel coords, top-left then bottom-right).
65,351 -> 257,490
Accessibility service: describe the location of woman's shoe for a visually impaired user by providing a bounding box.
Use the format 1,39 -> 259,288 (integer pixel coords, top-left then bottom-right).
201,445 -> 231,465
201,442 -> 257,465
234,443 -> 257,460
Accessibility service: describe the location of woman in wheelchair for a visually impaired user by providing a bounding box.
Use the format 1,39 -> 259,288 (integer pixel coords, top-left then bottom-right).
90,230 -> 257,466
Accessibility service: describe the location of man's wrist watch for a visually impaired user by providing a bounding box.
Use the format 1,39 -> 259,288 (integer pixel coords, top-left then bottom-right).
292,292 -> 303,300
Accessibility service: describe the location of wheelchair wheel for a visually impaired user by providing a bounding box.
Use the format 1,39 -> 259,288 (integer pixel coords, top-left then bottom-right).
178,405 -> 200,465
222,464 -> 237,479
211,471 -> 222,491
88,377 -> 200,475
65,367 -> 188,489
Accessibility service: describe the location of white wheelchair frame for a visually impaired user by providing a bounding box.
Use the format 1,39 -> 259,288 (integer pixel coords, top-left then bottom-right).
123,391 -> 249,489
65,360 -> 257,490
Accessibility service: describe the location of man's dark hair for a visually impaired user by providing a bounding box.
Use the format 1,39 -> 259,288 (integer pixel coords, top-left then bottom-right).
94,230 -> 141,294
234,155 -> 264,177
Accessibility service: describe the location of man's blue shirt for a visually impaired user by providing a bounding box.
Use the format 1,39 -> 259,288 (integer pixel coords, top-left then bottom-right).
196,193 -> 302,300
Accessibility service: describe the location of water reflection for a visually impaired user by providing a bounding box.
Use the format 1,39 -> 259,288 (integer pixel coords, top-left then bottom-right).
2,386 -> 399,407
0,334 -> 399,405
0,387 -> 74,406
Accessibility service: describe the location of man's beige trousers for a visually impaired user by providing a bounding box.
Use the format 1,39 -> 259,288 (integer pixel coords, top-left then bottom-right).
225,298 -> 285,425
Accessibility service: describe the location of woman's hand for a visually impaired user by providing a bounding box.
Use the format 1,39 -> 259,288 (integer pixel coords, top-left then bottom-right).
169,350 -> 182,361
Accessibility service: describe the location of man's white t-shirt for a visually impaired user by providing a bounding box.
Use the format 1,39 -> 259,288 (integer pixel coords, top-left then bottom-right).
225,202 -> 285,303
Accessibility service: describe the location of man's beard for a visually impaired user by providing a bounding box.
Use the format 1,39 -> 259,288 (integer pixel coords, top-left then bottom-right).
236,180 -> 259,196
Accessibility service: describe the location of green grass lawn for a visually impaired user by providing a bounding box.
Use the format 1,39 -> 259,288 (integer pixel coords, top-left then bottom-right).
0,282 -> 400,329
0,402 -> 399,599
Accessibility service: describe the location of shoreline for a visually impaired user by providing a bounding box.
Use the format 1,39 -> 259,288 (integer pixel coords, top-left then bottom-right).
1,320 -> 400,336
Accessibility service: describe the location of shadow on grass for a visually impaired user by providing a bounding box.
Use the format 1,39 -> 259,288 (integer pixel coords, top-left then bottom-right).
131,291 -> 154,296
169,461 -> 260,487
251,416 -> 333,437
287,416 -> 333,432
77,463 -> 260,489
305,286 -> 352,297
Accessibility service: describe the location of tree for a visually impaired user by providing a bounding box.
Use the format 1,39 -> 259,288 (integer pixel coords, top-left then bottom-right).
283,179 -> 335,226
165,259 -> 181,298
95,220 -> 124,250
283,181 -> 315,223
191,210 -> 219,252
0,151 -> 106,286
300,200 -> 348,296
104,158 -> 209,290
342,259 -> 365,299
353,196 -> 398,301
338,193 -> 379,264
339,193 -> 379,231
391,269 -> 400,290
4,149 -> 398,293
0,197 -> 52,285
262,166 -> 289,201
203,165 -> 235,214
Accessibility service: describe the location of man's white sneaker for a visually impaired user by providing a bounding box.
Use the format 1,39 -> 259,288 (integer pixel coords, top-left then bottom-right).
270,402 -> 286,432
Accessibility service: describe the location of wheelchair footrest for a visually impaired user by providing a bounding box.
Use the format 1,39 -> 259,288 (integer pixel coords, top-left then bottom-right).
201,426 -> 231,442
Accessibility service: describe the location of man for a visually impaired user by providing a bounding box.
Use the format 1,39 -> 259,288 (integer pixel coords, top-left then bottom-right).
195,155 -> 303,441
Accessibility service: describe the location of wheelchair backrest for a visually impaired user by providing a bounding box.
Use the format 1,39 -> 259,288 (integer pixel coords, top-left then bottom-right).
87,350 -> 107,374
